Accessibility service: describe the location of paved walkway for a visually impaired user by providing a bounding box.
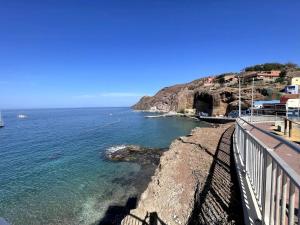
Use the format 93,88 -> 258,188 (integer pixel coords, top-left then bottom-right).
244,122 -> 300,175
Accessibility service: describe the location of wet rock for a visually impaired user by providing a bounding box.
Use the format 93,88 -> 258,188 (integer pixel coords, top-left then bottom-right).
106,145 -> 167,166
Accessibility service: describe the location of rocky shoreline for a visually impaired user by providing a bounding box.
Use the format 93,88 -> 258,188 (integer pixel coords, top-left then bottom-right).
103,123 -> 243,225
120,123 -> 243,225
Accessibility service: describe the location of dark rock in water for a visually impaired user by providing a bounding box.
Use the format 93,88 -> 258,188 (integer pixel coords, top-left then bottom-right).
106,145 -> 167,166
0,218 -> 11,225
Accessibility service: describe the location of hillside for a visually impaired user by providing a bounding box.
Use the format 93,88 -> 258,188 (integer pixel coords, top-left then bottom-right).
132,74 -> 286,116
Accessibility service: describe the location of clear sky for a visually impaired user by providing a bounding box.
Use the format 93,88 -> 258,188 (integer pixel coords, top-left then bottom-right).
0,0 -> 299,109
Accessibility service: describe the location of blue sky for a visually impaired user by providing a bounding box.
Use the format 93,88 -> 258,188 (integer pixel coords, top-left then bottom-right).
0,0 -> 299,109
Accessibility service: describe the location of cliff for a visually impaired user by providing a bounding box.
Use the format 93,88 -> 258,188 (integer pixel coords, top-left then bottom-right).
132,81 -> 199,113
132,77 -> 285,116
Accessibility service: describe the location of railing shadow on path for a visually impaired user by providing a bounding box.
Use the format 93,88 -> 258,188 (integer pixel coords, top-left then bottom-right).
187,126 -> 245,225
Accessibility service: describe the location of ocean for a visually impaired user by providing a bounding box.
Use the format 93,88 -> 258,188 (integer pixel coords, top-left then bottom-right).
0,108 -> 206,225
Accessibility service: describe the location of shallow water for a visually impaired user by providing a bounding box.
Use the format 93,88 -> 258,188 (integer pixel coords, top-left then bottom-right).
0,108 -> 206,225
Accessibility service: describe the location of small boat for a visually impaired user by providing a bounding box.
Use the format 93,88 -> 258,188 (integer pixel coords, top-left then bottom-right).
0,111 -> 4,128
17,114 -> 27,119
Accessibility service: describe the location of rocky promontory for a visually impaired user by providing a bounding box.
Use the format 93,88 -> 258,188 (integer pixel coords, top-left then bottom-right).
121,124 -> 244,225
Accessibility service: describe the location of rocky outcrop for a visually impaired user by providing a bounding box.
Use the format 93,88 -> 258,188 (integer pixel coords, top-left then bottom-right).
133,76 -> 285,116
133,84 -> 195,112
106,145 -> 167,165
121,124 -> 235,225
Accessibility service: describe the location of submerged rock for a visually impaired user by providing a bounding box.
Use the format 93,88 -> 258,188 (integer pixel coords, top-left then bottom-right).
106,145 -> 167,165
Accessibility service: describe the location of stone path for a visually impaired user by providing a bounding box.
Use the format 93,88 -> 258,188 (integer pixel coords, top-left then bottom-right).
188,125 -> 244,225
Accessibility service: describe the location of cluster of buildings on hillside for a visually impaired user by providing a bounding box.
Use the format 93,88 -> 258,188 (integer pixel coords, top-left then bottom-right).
203,70 -> 300,117
252,75 -> 300,117
203,70 -> 283,86
242,70 -> 281,82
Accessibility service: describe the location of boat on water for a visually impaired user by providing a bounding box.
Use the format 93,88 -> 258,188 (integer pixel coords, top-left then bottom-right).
17,114 -> 27,119
0,111 -> 4,128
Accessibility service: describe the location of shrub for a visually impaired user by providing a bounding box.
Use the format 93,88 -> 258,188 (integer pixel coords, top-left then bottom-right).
275,77 -> 285,83
244,63 -> 298,72
215,74 -> 225,84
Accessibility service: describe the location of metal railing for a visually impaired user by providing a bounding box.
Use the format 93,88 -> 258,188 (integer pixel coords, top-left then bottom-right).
234,116 -> 300,225
244,114 -> 300,139
242,115 -> 284,123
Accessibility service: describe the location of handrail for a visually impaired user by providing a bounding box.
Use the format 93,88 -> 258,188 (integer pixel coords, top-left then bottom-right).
236,119 -> 300,188
239,116 -> 300,153
234,116 -> 300,225
285,117 -> 300,126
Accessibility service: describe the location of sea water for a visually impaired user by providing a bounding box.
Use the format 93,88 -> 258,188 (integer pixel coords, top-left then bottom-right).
0,108 -> 205,225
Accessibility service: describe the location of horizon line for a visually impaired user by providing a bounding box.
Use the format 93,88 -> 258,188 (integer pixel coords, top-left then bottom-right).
1,106 -> 133,111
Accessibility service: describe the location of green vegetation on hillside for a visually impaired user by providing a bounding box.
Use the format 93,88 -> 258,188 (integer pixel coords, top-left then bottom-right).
244,63 -> 298,72
214,73 -> 237,84
215,74 -> 225,84
275,70 -> 287,83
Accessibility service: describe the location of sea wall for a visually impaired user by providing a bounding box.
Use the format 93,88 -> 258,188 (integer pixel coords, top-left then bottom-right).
121,124 -> 233,225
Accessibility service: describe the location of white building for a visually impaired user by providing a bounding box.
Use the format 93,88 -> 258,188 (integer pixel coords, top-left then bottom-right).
285,85 -> 299,94
286,98 -> 300,117
253,100 -> 280,109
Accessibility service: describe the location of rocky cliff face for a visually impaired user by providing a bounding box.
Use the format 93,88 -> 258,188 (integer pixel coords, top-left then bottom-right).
133,83 -> 197,112
133,77 -> 284,116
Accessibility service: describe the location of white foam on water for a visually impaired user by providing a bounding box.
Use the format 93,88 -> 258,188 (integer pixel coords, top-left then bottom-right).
106,145 -> 127,154
77,197 -> 108,225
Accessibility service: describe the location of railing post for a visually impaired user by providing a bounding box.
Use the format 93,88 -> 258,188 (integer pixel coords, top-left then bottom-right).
244,132 -> 247,172
280,174 -> 287,225
289,120 -> 292,138
270,163 -> 277,225
262,153 -> 272,225
288,183 -> 295,225
275,168 -> 282,225
298,192 -> 300,225
284,119 -> 287,135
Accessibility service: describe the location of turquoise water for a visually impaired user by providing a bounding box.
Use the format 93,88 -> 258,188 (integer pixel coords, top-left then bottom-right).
0,108 -> 204,225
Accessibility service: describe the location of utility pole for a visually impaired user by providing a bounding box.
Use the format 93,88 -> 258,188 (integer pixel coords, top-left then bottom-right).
251,77 -> 254,122
298,93 -> 300,119
239,75 -> 241,117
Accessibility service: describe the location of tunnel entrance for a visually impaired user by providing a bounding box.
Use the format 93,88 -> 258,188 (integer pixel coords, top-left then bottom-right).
193,92 -> 214,116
